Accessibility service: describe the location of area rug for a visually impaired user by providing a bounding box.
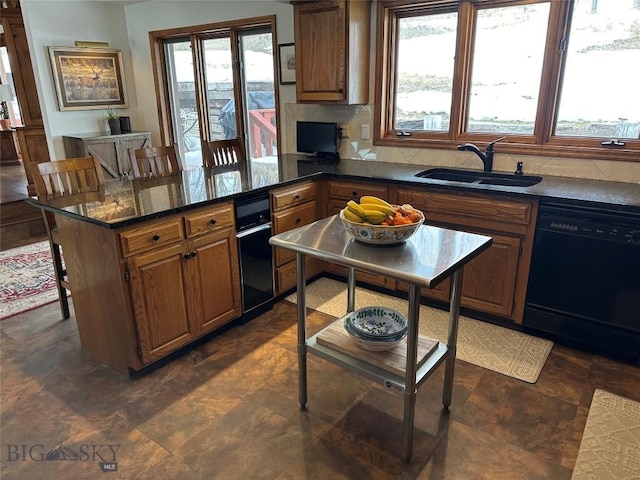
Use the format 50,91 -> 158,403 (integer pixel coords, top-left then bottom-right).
285,277 -> 553,383
571,389 -> 640,480
0,241 -> 60,320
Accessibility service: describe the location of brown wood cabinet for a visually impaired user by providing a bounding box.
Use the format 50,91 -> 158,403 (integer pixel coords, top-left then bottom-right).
292,0 -> 371,104
124,202 -> 241,364
0,129 -> 20,165
63,132 -> 151,179
270,181 -> 321,293
55,201 -> 241,373
1,5 -> 50,196
325,180 -> 395,289
395,188 -> 537,323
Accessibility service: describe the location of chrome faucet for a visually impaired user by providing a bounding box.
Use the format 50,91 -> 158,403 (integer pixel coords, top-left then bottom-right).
457,136 -> 505,173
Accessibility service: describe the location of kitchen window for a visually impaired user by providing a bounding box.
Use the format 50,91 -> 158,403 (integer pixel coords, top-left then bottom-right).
150,16 -> 279,173
374,0 -> 640,161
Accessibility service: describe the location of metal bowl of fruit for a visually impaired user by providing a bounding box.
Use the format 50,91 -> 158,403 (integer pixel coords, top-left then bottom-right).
340,196 -> 425,245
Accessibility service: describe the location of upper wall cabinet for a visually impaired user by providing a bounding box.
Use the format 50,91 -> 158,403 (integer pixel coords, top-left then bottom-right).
292,1 -> 371,104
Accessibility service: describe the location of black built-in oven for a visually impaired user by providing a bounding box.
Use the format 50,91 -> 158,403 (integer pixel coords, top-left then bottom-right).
524,203 -> 640,364
235,193 -> 274,321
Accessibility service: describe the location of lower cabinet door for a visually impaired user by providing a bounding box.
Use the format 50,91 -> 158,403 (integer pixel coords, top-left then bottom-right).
418,232 -> 521,318
183,229 -> 241,334
128,244 -> 195,364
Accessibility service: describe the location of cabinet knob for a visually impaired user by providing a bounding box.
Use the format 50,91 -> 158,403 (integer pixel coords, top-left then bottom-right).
183,251 -> 198,259
152,234 -> 160,242
209,218 -> 217,226
295,217 -> 301,223
352,191 -> 358,197
294,194 -> 300,200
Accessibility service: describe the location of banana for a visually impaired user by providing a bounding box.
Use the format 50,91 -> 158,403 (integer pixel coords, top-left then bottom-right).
362,209 -> 388,225
346,200 -> 367,218
360,202 -> 394,217
342,208 -> 364,223
360,196 -> 394,211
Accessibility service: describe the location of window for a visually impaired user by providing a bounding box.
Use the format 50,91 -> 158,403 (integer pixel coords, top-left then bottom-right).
375,0 -> 640,161
150,17 -> 279,174
0,46 -> 21,127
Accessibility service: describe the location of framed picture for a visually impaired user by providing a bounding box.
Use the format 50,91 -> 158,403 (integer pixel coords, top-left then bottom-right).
278,43 -> 296,85
48,46 -> 128,111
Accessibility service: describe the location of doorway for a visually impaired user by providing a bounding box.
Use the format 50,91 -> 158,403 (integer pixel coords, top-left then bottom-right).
158,20 -> 278,181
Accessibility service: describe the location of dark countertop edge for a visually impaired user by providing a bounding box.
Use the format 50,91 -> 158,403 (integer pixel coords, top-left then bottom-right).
24,171 -> 327,230
325,160 -> 640,214
27,161 -> 640,229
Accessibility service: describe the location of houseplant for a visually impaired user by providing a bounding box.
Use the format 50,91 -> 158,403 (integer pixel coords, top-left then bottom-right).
0,102 -> 10,130
105,108 -> 120,135
0,83 -> 12,130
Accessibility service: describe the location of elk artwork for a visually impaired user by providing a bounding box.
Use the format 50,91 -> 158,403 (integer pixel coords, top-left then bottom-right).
60,56 -> 119,102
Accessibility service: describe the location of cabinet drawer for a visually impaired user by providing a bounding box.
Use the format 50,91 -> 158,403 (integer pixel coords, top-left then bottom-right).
328,181 -> 388,201
273,202 -> 317,266
276,257 -> 318,294
271,182 -> 316,211
326,262 -> 395,290
120,218 -> 184,257
397,189 -> 532,226
184,203 -> 234,238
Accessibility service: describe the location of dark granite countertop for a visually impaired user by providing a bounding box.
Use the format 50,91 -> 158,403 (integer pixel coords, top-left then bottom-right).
27,154 -> 640,229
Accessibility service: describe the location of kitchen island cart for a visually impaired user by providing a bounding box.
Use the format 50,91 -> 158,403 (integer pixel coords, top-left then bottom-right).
270,215 -> 492,462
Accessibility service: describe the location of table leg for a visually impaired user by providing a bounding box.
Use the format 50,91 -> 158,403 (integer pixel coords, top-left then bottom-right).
443,268 -> 463,409
296,253 -> 308,409
347,267 -> 356,313
401,284 -> 421,463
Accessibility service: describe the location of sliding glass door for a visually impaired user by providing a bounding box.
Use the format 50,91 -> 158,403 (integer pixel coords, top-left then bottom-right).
159,21 -> 277,176
238,30 -> 277,186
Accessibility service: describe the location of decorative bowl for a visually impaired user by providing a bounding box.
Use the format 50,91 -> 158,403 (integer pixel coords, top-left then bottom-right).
346,306 -> 408,339
339,208 -> 424,245
344,318 -> 407,351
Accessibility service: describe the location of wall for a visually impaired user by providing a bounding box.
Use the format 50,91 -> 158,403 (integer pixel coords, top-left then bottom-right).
20,0 -> 640,183
21,0 -> 134,158
21,0 -> 295,160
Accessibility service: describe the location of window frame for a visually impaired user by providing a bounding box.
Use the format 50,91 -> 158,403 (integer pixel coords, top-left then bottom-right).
149,16 -> 279,157
373,0 -> 639,162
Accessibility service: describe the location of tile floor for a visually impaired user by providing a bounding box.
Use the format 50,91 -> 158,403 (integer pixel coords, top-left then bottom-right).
1,297 -> 639,479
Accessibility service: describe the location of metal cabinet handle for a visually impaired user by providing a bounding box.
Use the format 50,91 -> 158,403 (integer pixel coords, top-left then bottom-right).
209,218 -> 217,226
294,194 -> 300,200
295,217 -> 301,223
183,251 -> 198,259
352,191 -> 358,196
152,234 -> 160,242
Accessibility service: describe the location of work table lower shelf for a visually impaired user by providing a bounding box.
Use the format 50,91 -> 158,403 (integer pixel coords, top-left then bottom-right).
308,318 -> 450,392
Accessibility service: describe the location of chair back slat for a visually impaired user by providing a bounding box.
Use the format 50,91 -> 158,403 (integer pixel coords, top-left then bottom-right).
205,138 -> 246,171
128,146 -> 182,179
35,156 -> 105,200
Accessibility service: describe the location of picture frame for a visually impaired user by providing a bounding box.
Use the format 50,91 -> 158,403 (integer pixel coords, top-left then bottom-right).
48,46 -> 128,111
278,43 -> 296,85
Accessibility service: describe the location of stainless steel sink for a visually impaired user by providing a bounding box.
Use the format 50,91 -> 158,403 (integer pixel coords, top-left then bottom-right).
415,168 -> 542,187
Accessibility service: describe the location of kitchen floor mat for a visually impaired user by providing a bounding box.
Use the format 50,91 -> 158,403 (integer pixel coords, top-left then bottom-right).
285,277 -> 553,383
571,389 -> 640,480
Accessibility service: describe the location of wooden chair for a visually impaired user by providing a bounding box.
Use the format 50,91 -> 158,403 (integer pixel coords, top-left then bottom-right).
33,156 -> 105,319
128,145 -> 182,179
205,138 -> 247,172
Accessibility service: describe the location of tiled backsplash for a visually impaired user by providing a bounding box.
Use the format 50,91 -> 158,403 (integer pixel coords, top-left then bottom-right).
285,103 -> 640,184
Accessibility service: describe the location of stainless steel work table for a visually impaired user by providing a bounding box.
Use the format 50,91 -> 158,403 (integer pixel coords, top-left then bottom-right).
269,215 -> 492,462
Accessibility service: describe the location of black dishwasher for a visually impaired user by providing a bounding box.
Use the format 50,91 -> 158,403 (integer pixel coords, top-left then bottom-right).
524,203 -> 640,363
235,193 -> 274,320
